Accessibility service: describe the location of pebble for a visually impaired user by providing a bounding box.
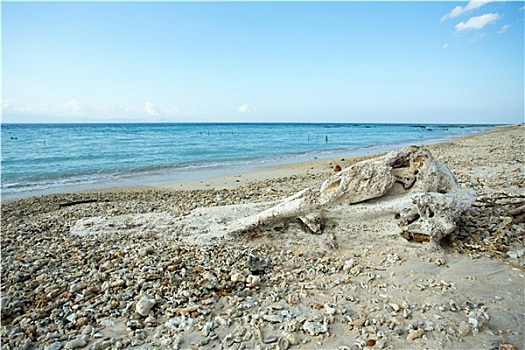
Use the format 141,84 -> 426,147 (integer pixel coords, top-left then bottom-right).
246,275 -> 261,288
45,342 -> 64,350
136,296 -> 155,316
263,335 -> 278,344
406,329 -> 424,341
64,338 -> 87,349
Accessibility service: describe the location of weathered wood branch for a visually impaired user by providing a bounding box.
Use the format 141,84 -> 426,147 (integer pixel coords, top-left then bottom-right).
227,146 -> 476,248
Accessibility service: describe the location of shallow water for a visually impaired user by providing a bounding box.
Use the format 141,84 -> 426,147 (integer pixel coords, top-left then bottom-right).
1,122 -> 493,199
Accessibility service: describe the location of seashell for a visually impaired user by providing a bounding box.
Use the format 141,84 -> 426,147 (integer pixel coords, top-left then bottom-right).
278,337 -> 290,350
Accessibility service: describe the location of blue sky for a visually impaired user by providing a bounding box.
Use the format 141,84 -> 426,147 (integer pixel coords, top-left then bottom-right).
2,1 -> 524,124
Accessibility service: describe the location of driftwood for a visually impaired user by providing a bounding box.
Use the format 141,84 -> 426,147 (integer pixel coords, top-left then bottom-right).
70,146 -> 477,250
226,146 -> 476,249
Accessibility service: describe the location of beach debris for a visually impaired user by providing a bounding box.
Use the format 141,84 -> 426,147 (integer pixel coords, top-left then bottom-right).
222,146 -> 476,249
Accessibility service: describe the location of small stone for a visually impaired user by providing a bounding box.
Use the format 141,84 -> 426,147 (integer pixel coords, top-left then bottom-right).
263,335 -> 278,344
349,265 -> 362,275
263,314 -> 281,323
365,339 -> 376,347
45,342 -> 64,350
75,317 -> 89,328
110,279 -> 126,288
246,275 -> 260,288
303,320 -> 328,336
65,337 -> 87,349
139,246 -> 155,257
389,303 -> 400,312
343,259 -> 355,271
230,272 -> 246,283
278,337 -> 290,350
136,296 -> 155,316
70,283 -> 83,293
406,328 -> 424,341
324,303 -> 336,315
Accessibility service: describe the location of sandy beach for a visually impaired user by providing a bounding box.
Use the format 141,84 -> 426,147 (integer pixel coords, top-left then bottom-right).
1,125 -> 524,350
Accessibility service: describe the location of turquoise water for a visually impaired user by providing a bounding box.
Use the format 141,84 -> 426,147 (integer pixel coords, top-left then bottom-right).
1,123 -> 493,199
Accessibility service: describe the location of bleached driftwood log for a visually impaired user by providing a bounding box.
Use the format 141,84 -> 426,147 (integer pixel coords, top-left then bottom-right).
227,146 -> 476,249
70,146 -> 477,249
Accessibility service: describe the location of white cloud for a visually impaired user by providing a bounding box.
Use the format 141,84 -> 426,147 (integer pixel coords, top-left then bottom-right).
144,101 -> 159,116
442,43 -> 449,49
455,13 -> 501,33
498,24 -> 511,34
64,99 -> 80,113
2,98 -> 12,109
2,98 -> 186,121
441,1 -> 496,22
238,104 -> 250,113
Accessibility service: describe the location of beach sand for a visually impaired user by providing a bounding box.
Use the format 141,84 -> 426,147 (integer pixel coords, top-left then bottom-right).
1,125 -> 523,349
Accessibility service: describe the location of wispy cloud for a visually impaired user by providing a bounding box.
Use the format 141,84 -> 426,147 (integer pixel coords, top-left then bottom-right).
238,104 -> 250,113
64,99 -> 80,113
144,101 -> 159,116
455,13 -> 501,33
2,98 -> 184,120
441,1 -> 496,22
442,43 -> 449,49
498,24 -> 511,34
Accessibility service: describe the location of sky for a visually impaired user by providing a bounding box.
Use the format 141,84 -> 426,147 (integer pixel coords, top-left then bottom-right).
2,1 -> 524,124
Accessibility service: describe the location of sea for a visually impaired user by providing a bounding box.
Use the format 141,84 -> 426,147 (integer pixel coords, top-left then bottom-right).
1,123 -> 495,200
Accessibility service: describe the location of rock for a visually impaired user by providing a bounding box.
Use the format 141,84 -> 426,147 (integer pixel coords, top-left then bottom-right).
65,337 -> 87,349
246,275 -> 261,288
230,272 -> 246,283
303,319 -> 328,336
389,303 -> 400,312
136,296 -> 155,316
406,328 -> 424,341
45,342 -> 64,350
139,246 -> 155,257
69,283 -> 83,293
75,317 -> 89,328
263,335 -> 278,344
263,314 -> 282,323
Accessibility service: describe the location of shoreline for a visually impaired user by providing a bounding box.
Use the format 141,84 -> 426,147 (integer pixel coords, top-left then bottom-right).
1,124 -> 507,202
